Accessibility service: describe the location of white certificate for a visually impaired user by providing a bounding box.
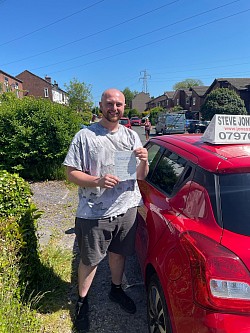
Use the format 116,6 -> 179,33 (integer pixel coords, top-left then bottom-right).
115,151 -> 136,181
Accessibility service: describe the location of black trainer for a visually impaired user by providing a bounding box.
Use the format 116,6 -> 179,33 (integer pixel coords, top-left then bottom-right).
109,283 -> 136,314
74,296 -> 89,332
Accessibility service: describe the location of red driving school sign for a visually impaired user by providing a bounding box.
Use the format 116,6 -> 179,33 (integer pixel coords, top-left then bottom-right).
202,114 -> 250,144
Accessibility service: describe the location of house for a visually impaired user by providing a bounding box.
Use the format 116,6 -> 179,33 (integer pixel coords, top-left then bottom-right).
131,92 -> 151,113
146,94 -> 167,110
173,89 -> 192,111
189,86 -> 209,112
206,78 -> 250,114
164,91 -> 175,110
0,69 -> 24,98
16,70 -> 68,105
51,80 -> 69,105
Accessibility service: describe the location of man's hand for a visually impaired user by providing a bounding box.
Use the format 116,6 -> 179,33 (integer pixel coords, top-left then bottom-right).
134,147 -> 149,180
134,147 -> 148,162
97,174 -> 120,188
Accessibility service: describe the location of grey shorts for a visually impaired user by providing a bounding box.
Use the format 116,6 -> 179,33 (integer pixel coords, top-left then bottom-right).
75,207 -> 138,266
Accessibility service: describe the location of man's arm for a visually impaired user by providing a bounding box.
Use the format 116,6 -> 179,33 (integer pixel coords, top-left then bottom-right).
66,166 -> 120,189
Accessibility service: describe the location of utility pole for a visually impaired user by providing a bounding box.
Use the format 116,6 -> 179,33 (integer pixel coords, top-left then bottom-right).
139,70 -> 151,94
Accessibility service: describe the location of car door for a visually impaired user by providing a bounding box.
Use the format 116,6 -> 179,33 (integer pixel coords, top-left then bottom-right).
136,141 -> 196,267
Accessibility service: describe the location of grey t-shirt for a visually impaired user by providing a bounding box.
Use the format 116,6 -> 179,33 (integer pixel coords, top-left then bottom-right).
63,122 -> 143,219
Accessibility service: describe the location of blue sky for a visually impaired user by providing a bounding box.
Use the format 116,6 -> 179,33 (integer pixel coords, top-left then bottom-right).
1,0 -> 250,103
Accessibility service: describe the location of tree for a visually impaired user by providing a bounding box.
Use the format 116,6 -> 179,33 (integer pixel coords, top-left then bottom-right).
64,78 -> 93,112
127,109 -> 140,118
201,88 -> 247,120
122,87 -> 138,109
173,78 -> 203,90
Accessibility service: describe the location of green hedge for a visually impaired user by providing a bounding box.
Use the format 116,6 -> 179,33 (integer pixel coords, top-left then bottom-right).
0,170 -> 41,296
0,215 -> 41,332
0,94 -> 83,180
0,169 -> 42,330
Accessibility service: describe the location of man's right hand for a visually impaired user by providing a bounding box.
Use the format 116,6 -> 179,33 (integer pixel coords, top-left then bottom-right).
97,174 -> 120,188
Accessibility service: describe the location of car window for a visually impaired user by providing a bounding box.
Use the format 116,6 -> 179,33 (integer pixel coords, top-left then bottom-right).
219,173 -> 250,236
192,167 -> 218,224
146,143 -> 164,180
119,119 -> 128,125
150,150 -> 186,196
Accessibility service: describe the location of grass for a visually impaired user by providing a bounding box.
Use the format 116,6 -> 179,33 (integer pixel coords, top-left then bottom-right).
0,291 -> 41,333
0,180 -> 79,332
35,236 -> 78,332
0,236 -> 78,333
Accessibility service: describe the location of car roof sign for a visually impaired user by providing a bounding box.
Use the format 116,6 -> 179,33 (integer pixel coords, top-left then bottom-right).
201,114 -> 250,144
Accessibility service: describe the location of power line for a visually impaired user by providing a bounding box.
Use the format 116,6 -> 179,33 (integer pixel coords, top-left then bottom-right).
3,0 -> 243,69
2,0 -> 240,67
0,0 -> 106,47
41,7 -> 250,75
0,0 -> 181,65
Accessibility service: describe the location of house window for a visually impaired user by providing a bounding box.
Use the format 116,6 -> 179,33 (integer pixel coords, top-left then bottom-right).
193,97 -> 196,106
166,100 -> 169,106
176,98 -> 179,105
44,88 -> 49,97
186,97 -> 189,104
4,77 -> 8,88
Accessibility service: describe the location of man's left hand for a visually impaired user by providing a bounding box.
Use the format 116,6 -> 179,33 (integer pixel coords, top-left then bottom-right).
134,147 -> 148,162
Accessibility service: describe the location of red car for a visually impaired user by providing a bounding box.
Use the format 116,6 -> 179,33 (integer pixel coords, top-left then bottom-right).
136,134 -> 250,333
130,116 -> 141,126
119,117 -> 131,129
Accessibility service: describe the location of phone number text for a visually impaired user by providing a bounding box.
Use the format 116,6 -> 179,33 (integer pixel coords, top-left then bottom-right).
219,131 -> 250,140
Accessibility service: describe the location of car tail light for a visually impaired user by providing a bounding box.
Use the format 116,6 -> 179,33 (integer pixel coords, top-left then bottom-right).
180,231 -> 250,313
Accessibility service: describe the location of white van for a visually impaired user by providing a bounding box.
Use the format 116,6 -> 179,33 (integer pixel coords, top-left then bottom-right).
155,113 -> 186,135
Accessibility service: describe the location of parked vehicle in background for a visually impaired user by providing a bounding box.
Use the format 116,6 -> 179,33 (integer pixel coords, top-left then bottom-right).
155,113 -> 167,134
155,113 -> 186,134
136,131 -> 250,333
186,119 -> 210,133
130,116 -> 141,126
119,117 -> 131,129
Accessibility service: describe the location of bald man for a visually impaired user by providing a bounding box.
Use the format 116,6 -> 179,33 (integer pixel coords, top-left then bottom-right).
64,88 -> 148,332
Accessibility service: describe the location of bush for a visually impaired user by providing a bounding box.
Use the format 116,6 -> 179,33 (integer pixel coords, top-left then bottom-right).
201,88 -> 247,120
127,109 -> 140,118
149,107 -> 164,125
0,215 -> 41,332
0,170 -> 41,295
0,95 -> 83,180
0,170 -> 42,331
80,110 -> 93,125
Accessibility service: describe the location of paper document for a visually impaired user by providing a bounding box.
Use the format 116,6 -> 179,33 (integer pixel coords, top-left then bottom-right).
115,151 -> 136,181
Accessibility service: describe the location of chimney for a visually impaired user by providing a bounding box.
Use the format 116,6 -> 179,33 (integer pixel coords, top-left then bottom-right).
45,75 -> 51,83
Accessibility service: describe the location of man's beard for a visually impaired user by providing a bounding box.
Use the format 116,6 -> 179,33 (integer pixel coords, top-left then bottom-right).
102,112 -> 121,123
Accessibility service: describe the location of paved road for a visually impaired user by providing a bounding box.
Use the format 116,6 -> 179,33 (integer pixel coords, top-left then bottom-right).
131,124 -> 155,146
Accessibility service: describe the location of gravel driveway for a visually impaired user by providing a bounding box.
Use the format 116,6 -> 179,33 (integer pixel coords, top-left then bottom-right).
30,181 -> 148,333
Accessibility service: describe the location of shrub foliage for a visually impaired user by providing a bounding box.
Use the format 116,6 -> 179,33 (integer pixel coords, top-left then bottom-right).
0,170 -> 42,330
0,170 -> 41,293
201,88 -> 247,120
0,94 -> 83,180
